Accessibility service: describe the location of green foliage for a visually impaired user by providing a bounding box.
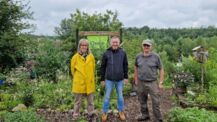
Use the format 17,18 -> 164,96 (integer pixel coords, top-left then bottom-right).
22,88 -> 34,107
167,107 -> 217,122
207,86 -> 217,106
195,94 -> 207,105
124,26 -> 217,44
182,56 -> 201,82
0,0 -> 32,72
33,80 -> 73,110
0,73 -> 6,80
1,110 -> 45,122
159,51 -> 175,77
0,69 -> 29,106
35,40 -> 67,82
189,89 -> 217,113
122,39 -> 142,74
205,48 -> 217,83
0,93 -> 21,111
1,76 -> 73,111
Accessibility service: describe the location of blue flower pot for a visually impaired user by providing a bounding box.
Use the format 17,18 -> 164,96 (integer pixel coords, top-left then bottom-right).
0,80 -> 4,85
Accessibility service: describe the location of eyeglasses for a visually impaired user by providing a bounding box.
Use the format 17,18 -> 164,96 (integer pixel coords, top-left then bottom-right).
80,45 -> 88,47
143,44 -> 150,47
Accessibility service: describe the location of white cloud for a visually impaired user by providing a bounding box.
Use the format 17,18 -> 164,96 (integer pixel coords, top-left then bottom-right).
28,0 -> 217,35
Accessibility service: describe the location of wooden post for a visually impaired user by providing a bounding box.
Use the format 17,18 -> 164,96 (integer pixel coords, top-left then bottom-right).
201,52 -> 206,92
120,28 -> 122,43
76,29 -> 79,46
201,63 -> 205,92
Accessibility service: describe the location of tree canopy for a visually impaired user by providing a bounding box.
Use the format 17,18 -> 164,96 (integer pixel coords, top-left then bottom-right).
55,10 -> 123,53
0,0 -> 32,72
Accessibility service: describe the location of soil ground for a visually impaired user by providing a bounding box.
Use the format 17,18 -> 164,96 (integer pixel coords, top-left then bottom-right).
37,89 -> 175,122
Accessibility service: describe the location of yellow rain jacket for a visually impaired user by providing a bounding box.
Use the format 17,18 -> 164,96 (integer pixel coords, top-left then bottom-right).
70,53 -> 95,94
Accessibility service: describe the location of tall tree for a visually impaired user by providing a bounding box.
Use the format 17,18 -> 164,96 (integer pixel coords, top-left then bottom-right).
0,0 -> 32,72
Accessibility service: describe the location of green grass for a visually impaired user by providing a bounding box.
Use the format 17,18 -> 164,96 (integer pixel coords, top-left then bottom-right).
167,107 -> 217,122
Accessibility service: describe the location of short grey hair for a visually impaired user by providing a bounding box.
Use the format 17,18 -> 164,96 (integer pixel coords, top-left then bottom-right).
110,36 -> 120,45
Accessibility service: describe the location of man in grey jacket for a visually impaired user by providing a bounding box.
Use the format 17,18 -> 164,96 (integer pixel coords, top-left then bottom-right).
134,39 -> 164,122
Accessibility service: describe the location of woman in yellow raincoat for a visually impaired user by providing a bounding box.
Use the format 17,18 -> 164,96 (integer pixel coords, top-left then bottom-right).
70,39 -> 95,118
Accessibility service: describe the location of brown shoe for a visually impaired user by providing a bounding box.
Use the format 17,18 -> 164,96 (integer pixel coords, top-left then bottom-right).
101,113 -> 107,122
119,111 -> 126,121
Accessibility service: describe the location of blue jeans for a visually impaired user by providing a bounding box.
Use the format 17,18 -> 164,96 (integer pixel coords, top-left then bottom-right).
103,79 -> 124,113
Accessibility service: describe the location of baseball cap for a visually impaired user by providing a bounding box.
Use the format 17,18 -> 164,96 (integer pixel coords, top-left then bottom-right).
142,39 -> 153,46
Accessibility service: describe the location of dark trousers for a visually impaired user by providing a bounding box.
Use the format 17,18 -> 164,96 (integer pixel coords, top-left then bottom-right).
137,81 -> 162,122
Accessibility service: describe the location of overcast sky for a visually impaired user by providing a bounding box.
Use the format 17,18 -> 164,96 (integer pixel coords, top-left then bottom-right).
28,0 -> 217,35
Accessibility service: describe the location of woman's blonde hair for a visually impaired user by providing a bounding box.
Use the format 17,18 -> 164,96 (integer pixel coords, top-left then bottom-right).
77,39 -> 90,54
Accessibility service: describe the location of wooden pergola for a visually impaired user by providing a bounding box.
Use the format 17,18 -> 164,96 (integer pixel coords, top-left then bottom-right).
76,29 -> 122,45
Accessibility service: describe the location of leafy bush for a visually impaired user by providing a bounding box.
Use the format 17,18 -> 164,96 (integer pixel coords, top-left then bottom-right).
35,40 -> 66,82
1,110 -> 45,122
182,56 -> 201,82
207,86 -> 217,106
195,94 -> 207,105
167,107 -> 217,122
33,79 -> 73,110
0,93 -> 21,111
